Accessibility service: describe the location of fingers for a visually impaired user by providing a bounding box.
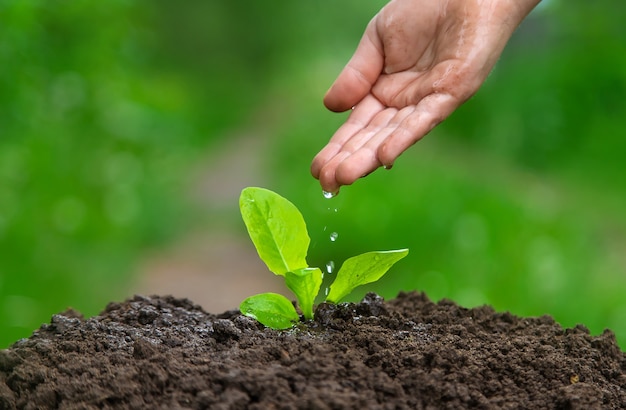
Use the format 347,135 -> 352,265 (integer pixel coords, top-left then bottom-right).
312,101 -> 418,193
332,106 -> 416,186
311,95 -> 385,179
323,21 -> 384,113
378,92 -> 458,166
312,92 -> 460,193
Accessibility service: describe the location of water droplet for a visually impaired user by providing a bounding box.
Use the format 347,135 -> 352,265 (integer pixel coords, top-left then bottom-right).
324,287 -> 329,296
322,190 -> 337,199
325,261 -> 335,274
383,164 -> 393,170
333,208 -> 338,213
330,232 -> 338,242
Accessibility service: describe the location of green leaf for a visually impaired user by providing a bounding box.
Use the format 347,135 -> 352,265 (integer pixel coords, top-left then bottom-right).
239,187 -> 310,276
239,293 -> 300,329
285,267 -> 323,320
326,249 -> 409,303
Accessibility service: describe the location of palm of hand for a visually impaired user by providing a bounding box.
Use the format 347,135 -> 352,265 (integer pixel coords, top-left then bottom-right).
311,0 -> 515,193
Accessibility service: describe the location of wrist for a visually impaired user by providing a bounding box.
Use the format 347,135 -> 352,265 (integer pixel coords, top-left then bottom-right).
507,0 -> 542,24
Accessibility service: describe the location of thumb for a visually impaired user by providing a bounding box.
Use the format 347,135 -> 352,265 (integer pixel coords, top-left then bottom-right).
324,21 -> 384,112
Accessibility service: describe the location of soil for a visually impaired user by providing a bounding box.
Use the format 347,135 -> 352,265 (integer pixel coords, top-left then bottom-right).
1,292 -> 625,410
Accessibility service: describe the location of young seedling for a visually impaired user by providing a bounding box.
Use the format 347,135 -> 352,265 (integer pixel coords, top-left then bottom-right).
239,187 -> 408,329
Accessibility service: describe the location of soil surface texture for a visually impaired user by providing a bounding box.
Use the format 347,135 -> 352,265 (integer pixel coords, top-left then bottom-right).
1,292 -> 625,409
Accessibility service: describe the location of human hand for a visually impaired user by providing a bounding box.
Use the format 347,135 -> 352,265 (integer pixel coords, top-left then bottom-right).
311,0 -> 540,194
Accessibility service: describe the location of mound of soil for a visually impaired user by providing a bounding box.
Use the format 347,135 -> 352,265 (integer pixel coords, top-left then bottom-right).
1,292 -> 625,409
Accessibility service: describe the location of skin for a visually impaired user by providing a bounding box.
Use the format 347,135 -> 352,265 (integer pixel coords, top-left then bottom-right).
311,0 -> 542,194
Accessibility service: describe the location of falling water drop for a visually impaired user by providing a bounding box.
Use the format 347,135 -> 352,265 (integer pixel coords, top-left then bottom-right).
325,261 -> 335,275
329,232 -> 338,242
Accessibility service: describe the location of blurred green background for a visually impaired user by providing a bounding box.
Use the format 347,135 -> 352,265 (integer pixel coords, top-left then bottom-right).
2,0 -> 626,349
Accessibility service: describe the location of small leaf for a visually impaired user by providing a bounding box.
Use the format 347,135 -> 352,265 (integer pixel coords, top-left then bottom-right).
285,267 -> 323,320
239,293 -> 300,329
240,187 -> 309,276
326,249 -> 409,303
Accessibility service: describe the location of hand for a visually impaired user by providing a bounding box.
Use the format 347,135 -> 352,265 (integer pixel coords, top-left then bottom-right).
311,0 -> 540,194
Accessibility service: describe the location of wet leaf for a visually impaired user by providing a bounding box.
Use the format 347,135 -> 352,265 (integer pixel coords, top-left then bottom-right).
326,249 -> 409,303
239,187 -> 309,276
285,267 -> 323,320
239,293 -> 300,329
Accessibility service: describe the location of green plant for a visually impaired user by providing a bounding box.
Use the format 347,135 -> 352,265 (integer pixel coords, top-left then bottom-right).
238,187 -> 408,329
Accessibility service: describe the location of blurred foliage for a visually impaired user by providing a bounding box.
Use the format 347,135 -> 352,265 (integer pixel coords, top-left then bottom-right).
2,0 -> 626,350
0,0 -> 200,347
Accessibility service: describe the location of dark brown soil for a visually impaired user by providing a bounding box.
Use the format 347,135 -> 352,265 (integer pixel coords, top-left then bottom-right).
1,292 -> 625,409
